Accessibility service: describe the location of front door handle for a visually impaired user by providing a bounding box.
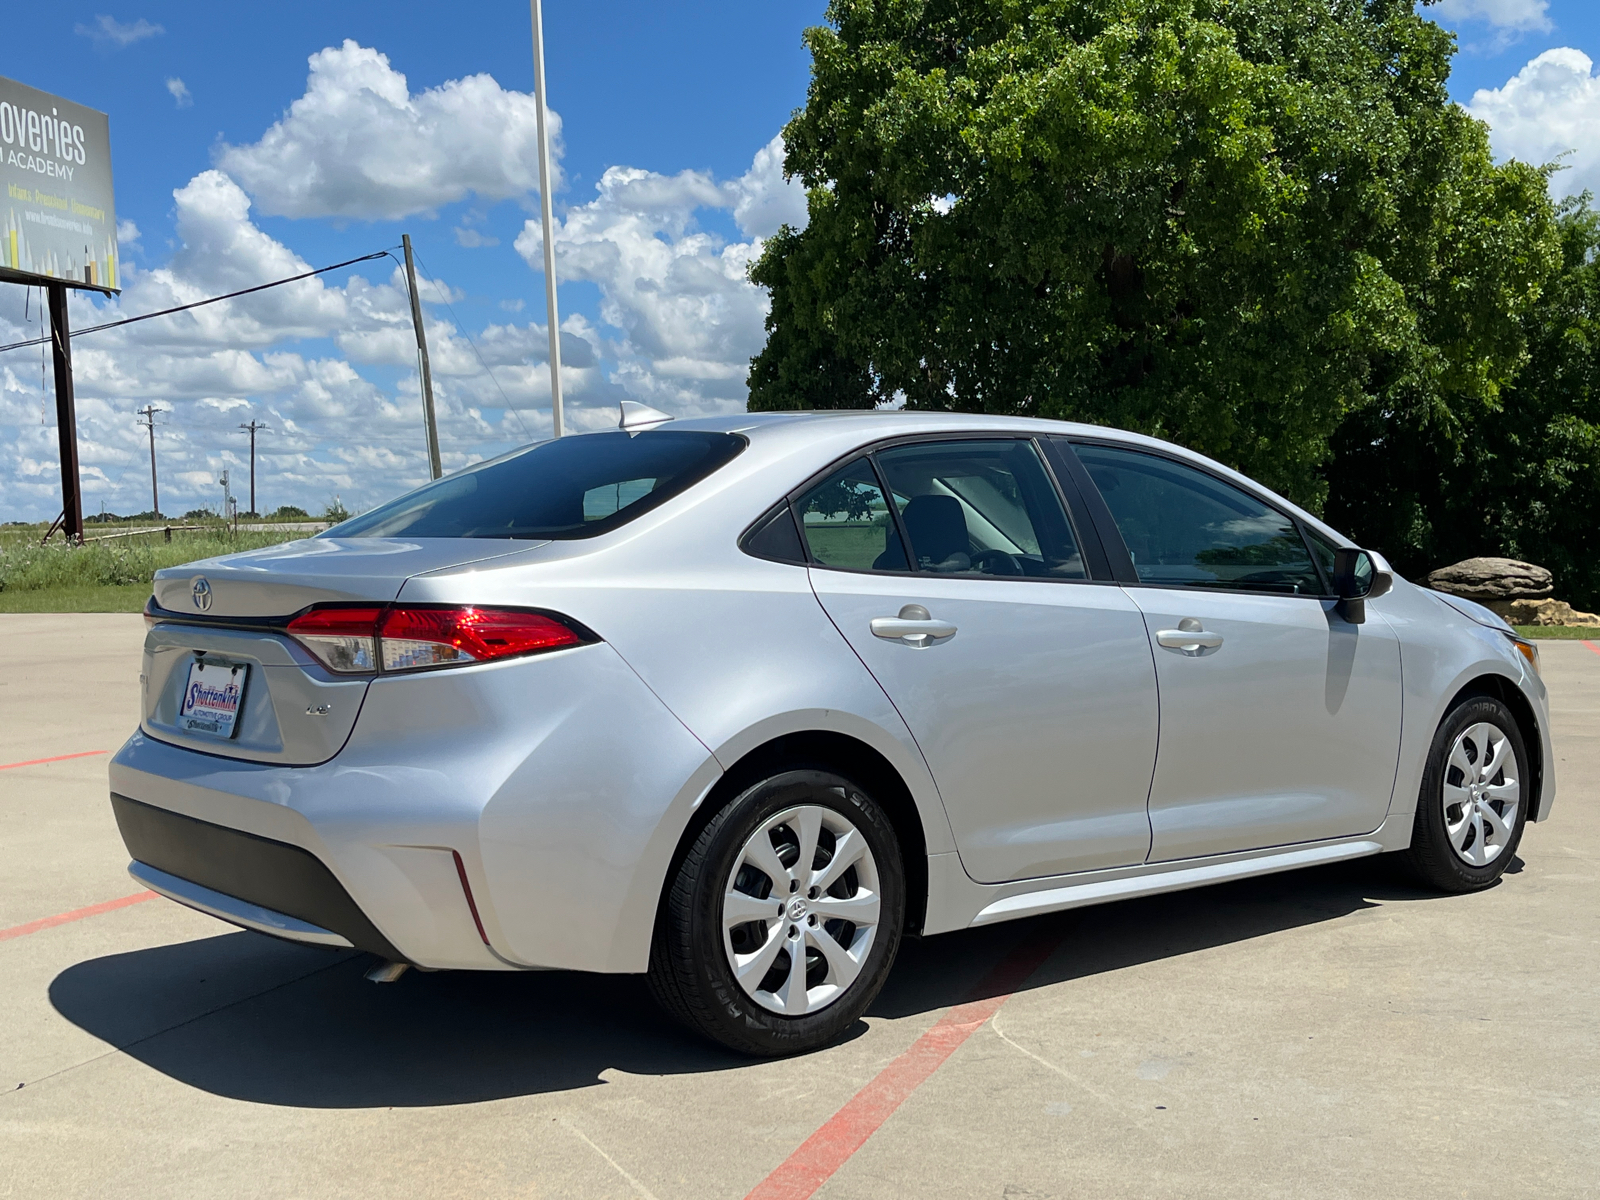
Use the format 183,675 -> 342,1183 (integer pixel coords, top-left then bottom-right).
1155,617 -> 1223,653
871,604 -> 957,647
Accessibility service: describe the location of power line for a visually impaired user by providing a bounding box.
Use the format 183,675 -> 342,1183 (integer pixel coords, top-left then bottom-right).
0,249 -> 395,355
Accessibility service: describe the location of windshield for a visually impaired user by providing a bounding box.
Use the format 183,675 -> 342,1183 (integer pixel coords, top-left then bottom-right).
328,430 -> 746,540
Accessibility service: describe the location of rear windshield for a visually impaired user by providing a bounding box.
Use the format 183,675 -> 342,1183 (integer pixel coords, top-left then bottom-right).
328,430 -> 746,540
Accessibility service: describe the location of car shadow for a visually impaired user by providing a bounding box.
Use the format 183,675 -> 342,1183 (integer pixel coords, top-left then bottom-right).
48,852 -> 1461,1108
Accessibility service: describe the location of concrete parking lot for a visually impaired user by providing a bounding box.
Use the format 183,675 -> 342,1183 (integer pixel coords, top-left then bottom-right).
1,613 -> 1596,1199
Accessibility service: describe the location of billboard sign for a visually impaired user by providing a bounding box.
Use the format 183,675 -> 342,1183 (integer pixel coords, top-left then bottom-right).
0,74 -> 118,293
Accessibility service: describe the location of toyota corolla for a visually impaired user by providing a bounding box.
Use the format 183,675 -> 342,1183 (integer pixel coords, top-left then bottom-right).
109,409 -> 1553,1055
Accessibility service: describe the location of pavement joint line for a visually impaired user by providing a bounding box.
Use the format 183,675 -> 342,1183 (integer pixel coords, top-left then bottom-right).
0,892 -> 157,943
5,951 -> 359,1099
0,750 -> 108,771
742,927 -> 1064,1200
559,1117 -> 662,1200
987,1010 -> 1133,1115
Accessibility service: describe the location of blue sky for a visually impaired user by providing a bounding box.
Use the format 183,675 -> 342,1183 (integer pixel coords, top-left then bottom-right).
0,1 -> 1596,520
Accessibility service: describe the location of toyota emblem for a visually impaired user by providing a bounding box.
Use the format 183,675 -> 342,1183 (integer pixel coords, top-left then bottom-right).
192,577 -> 213,611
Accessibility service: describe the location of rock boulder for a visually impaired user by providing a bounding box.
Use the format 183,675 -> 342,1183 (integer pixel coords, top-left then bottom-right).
1426,557 -> 1553,601
1486,598 -> 1600,628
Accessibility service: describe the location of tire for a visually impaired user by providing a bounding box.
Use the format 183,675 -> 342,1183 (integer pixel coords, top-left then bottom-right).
1405,695 -> 1531,893
648,768 -> 905,1057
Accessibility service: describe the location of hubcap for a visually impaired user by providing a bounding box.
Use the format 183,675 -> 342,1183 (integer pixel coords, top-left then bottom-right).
721,803 -> 882,1016
1442,721 -> 1520,867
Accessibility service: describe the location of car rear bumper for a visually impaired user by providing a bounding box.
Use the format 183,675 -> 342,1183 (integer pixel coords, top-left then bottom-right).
108,642 -> 720,973
115,794 -> 402,957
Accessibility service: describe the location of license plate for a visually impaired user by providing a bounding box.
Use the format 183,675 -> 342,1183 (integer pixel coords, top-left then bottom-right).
178,658 -> 249,739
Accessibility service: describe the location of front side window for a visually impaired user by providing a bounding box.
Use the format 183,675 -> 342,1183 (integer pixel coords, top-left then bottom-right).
874,439 -> 1085,578
329,431 -> 744,540
795,459 -> 908,571
1074,444 -> 1322,595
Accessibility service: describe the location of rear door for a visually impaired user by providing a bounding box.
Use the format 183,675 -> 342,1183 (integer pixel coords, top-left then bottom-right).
801,437 -> 1160,883
1063,440 -> 1403,861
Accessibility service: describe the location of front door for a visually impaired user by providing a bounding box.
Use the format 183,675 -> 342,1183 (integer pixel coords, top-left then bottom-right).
1069,442 -> 1403,862
798,439 -> 1160,883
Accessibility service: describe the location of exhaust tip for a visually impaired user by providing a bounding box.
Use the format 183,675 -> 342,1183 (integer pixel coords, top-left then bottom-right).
364,959 -> 411,984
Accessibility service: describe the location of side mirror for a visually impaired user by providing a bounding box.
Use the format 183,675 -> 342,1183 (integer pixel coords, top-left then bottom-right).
1332,548 -> 1393,624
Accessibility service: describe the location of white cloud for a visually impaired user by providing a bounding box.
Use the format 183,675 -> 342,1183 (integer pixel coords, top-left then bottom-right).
726,136 -> 810,238
0,37 -> 813,523
166,77 -> 192,108
1433,0 -> 1551,33
0,162 -> 623,521
514,135 -> 807,413
214,41 -> 561,221
1467,48 -> 1600,199
116,219 -> 140,245
453,226 -> 500,248
74,15 -> 163,48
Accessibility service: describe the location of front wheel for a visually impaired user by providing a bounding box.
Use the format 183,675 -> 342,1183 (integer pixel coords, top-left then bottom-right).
648,769 -> 905,1056
1406,696 -> 1530,893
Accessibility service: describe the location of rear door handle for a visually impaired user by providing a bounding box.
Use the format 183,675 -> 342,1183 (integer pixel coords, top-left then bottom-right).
871,604 -> 957,646
1155,618 -> 1223,652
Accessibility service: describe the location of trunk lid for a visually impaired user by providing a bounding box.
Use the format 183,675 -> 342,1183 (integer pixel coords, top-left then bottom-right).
144,537 -> 549,764
151,537 -> 547,617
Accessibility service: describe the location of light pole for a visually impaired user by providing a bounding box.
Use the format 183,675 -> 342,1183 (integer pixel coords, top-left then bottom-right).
530,0 -> 563,437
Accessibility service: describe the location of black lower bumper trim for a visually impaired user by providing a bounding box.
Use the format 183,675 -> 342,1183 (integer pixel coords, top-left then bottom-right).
110,793 -> 403,961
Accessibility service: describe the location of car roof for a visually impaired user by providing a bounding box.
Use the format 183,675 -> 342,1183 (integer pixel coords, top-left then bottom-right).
652,409 -> 1354,549
664,409 -> 1112,439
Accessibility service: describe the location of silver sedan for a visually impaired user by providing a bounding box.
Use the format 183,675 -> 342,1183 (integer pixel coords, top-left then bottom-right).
110,410 -> 1553,1055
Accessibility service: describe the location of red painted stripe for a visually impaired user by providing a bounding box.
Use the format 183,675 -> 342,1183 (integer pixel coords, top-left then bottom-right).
1584,641 -> 1600,657
0,749 -> 108,771
745,930 -> 1062,1200
0,891 -> 157,943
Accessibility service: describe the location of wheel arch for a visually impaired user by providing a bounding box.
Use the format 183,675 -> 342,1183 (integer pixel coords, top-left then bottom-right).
656,730 -> 933,938
1443,673 -> 1544,822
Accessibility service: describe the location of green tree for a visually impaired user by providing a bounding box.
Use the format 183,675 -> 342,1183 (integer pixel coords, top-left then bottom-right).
1329,201 -> 1600,608
749,0 -> 1559,510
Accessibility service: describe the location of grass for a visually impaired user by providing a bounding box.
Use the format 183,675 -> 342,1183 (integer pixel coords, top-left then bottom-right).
0,524 -> 312,611
1514,625 -> 1600,640
0,585 -> 152,613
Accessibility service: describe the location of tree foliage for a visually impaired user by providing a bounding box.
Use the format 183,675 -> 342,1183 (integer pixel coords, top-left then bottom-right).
749,0 -> 1560,512
1328,202 -> 1600,608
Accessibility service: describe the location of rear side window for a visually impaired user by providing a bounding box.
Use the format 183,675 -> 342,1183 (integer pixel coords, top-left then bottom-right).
329,431 -> 745,540
874,439 -> 1085,578
795,459 -> 909,572
1074,444 -> 1322,595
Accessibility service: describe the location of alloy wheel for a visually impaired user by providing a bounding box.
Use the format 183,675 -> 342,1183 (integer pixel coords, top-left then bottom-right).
721,804 -> 882,1016
1442,721 -> 1521,867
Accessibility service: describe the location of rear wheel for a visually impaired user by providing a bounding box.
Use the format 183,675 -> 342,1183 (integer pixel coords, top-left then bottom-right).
648,769 -> 905,1056
1406,696 -> 1529,892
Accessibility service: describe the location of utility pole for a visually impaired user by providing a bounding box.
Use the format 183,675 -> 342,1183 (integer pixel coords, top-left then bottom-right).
238,420 -> 270,516
48,284 -> 84,542
530,0 -> 564,437
136,404 -> 163,518
401,234 -> 443,479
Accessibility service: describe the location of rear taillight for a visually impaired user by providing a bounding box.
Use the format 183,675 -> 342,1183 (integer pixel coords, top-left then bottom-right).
379,606 -> 583,671
286,606 -> 383,673
286,604 -> 585,674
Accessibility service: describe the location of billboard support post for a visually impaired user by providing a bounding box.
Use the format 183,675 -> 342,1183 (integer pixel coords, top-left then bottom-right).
47,283 -> 83,543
